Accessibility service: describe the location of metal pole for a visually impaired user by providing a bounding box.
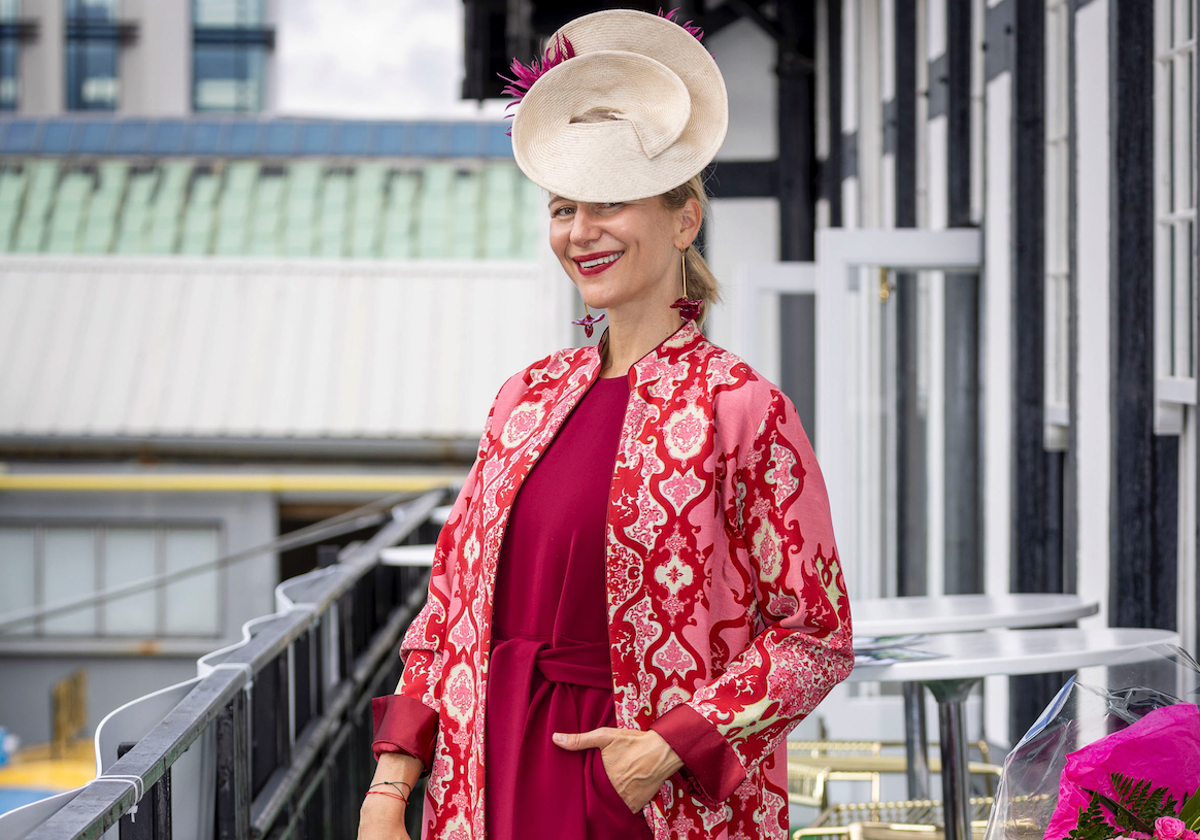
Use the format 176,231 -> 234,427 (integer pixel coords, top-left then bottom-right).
902,682 -> 931,799
927,678 -> 979,840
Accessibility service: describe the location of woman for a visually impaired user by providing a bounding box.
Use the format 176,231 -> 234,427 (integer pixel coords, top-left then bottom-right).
359,9 -> 852,840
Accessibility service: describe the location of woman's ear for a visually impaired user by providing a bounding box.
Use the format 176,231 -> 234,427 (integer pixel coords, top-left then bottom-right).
676,196 -> 703,248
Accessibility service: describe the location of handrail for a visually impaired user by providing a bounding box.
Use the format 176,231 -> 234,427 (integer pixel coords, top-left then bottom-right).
0,489 -> 435,634
17,490 -> 443,840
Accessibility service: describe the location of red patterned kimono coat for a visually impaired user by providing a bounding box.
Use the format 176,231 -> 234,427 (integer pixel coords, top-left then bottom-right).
394,321 -> 853,839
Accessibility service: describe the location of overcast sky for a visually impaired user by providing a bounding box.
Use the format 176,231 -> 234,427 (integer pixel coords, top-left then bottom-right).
274,0 -> 511,120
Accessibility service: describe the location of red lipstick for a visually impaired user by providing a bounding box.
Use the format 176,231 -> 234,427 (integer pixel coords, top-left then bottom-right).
573,251 -> 623,276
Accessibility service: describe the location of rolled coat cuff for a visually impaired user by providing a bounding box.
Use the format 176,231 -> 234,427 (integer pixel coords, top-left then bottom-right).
650,703 -> 747,802
371,693 -> 438,770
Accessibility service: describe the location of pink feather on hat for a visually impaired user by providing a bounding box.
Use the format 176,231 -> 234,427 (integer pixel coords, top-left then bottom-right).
499,8 -> 706,135
500,35 -> 576,111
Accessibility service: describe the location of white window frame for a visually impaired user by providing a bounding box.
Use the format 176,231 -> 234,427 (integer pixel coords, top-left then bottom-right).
1044,0 -> 1072,450
1153,0 -> 1197,435
0,520 -> 224,638
815,228 -> 983,598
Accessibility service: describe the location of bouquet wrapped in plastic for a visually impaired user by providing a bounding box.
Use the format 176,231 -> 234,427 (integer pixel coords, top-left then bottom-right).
984,644 -> 1200,840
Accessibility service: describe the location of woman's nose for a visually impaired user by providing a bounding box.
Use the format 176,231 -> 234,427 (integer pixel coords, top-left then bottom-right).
570,207 -> 600,245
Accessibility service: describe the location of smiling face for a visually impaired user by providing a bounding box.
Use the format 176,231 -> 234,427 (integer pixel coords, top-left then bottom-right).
548,194 -> 701,319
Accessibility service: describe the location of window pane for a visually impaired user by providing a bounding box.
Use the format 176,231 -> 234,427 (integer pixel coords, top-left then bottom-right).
163,528 -> 220,636
0,527 -> 36,636
65,41 -> 119,111
66,0 -> 118,22
193,45 -> 264,112
0,41 -> 17,111
194,0 -> 264,26
43,527 -> 98,635
103,528 -> 157,636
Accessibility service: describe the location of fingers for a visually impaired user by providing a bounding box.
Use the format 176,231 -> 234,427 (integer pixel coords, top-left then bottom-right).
552,727 -> 619,751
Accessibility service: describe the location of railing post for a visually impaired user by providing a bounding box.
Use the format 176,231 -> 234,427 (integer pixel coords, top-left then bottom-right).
216,688 -> 251,840
117,743 -> 171,840
316,544 -> 340,568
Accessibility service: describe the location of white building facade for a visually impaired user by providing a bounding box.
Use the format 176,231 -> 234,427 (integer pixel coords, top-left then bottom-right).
696,0 -> 1197,749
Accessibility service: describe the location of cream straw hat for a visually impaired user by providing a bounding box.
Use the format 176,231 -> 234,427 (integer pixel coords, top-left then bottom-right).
508,9 -> 729,203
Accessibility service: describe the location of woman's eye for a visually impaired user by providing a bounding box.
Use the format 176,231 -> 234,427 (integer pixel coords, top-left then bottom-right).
551,206 -> 574,218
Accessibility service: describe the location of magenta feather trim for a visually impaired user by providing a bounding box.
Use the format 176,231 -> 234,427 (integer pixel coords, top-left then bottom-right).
500,35 -> 576,110
658,8 -> 705,42
500,10 -> 707,135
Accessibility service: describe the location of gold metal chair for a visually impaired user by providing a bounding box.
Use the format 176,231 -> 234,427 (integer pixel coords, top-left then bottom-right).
791,797 -> 995,840
786,740 -> 1003,809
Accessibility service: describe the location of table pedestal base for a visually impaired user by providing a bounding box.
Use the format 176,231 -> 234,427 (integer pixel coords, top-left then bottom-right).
925,677 -> 982,840
902,682 -> 931,799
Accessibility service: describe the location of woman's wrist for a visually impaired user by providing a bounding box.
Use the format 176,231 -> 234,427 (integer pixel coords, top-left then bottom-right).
646,730 -> 685,779
366,751 -> 422,808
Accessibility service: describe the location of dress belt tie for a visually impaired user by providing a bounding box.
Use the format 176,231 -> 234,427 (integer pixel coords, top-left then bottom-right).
532,641 -> 613,690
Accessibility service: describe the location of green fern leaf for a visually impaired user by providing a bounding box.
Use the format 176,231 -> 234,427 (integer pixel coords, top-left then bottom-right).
1084,786 -> 1156,835
1067,792 -> 1119,840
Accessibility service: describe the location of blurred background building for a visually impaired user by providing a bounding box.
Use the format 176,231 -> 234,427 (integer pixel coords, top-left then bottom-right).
3,0 -> 276,114
0,0 -> 1196,832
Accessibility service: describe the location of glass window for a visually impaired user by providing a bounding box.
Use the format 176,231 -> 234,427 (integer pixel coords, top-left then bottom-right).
163,529 -> 220,636
0,522 -> 222,639
66,40 -> 119,111
43,528 -> 98,635
1154,0 -> 1198,432
0,43 -> 16,113
103,529 -> 157,636
66,0 -> 117,21
0,527 -> 36,637
193,43 -> 264,112
1,1 -> 20,110
193,0 -> 263,27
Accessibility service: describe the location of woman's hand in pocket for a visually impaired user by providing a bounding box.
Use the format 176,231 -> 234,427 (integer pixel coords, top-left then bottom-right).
553,727 -> 683,813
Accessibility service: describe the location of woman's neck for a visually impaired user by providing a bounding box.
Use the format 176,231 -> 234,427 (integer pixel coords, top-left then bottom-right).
599,304 -> 685,378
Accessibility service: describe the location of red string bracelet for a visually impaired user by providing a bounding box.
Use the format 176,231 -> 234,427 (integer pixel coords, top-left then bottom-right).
366,790 -> 408,805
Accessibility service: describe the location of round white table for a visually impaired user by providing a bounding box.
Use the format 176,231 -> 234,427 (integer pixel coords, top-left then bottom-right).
852,593 -> 1099,800
852,593 -> 1099,638
379,544 -> 436,566
851,627 -> 1180,840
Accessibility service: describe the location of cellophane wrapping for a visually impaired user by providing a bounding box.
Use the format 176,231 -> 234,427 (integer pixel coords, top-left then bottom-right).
982,644 -> 1200,840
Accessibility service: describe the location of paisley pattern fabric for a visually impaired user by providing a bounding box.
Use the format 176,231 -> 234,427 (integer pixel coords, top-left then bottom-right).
396,321 -> 853,840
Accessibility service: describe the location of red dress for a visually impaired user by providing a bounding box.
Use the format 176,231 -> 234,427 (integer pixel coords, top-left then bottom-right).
374,374 -> 733,838
484,374 -> 650,838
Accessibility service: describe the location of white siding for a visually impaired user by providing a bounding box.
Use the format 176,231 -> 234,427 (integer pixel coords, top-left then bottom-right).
0,256 -> 560,443
1074,0 -> 1112,631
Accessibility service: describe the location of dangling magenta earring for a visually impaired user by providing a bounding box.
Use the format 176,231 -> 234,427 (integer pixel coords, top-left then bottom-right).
572,301 -> 605,338
671,248 -> 703,321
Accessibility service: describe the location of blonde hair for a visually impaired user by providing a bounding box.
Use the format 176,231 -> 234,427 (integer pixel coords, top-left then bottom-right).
658,174 -> 720,327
